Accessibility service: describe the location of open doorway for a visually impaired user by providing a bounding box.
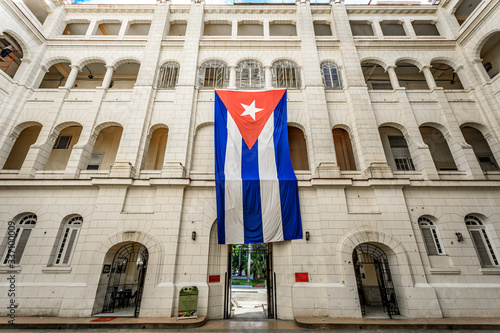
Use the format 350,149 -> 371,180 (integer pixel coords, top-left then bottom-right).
353,243 -> 399,318
225,243 -> 275,319
93,242 -> 148,317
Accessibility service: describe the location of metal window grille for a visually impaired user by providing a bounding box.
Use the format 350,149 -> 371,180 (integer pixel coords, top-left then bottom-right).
418,217 -> 443,255
394,157 -> 415,171
157,62 -> 180,89
389,136 -> 415,171
2,214 -> 37,265
198,60 -> 229,88
466,215 -> 499,267
54,216 -> 83,266
236,60 -> 264,89
321,61 -> 341,89
272,60 -> 301,89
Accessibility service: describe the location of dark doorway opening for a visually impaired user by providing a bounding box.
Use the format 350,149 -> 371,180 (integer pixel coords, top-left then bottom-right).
224,243 -> 275,319
353,243 -> 399,318
95,242 -> 148,317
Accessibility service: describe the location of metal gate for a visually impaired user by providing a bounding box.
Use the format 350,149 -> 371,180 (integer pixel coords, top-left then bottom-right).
353,243 -> 399,318
102,243 -> 148,317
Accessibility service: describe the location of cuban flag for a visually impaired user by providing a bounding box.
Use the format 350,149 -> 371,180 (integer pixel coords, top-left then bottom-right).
214,89 -> 302,244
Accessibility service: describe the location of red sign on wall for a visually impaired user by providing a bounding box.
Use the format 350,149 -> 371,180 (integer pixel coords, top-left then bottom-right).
295,272 -> 309,282
208,275 -> 220,283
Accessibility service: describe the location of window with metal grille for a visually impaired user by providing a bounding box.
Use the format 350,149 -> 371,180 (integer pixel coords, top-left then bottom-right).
53,136 -> 72,149
272,60 -> 301,89
388,135 -> 415,171
54,216 -> 83,266
2,214 -> 37,265
198,60 -> 229,88
157,62 -> 180,89
236,60 -> 264,89
465,215 -> 499,267
418,217 -> 444,255
321,61 -> 342,89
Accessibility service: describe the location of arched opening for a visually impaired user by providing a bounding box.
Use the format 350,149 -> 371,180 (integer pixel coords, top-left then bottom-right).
379,126 -> 414,171
143,127 -> 168,170
86,126 -> 123,171
74,62 -> 106,89
361,62 -> 392,90
45,125 -> 83,170
454,0 -> 481,25
0,32 -> 25,78
332,128 -> 356,171
480,32 -> 500,79
419,125 -> 457,171
272,60 -> 301,89
430,62 -> 464,89
192,125 -> 215,173
288,126 -> 309,171
461,126 -> 499,172
394,62 -> 428,90
93,242 -> 148,317
39,62 -> 72,88
353,243 -> 399,318
3,124 -> 42,170
198,60 -> 229,89
111,62 -> 140,89
236,59 -> 264,89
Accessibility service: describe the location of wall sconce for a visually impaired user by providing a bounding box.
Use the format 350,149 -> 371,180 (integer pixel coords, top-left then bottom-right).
455,232 -> 463,242
305,231 -> 310,241
192,231 -> 196,241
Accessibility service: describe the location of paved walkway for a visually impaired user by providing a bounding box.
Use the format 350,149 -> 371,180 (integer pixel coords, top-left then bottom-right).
3,317 -> 500,330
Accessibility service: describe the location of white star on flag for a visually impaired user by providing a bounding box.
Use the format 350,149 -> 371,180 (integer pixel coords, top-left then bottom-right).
240,100 -> 263,121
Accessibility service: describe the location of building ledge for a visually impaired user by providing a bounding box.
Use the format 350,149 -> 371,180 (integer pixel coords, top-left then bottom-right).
430,267 -> 460,275
0,266 -> 21,274
42,266 -> 72,274
480,267 -> 500,275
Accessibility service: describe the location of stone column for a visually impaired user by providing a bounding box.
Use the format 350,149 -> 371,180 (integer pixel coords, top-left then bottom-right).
265,66 -> 272,89
64,65 -> 80,89
229,66 -> 236,89
101,65 -> 115,89
386,66 -> 400,89
422,66 -> 437,90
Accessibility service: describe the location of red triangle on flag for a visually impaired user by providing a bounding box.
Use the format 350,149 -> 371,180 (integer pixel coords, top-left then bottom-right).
216,89 -> 286,150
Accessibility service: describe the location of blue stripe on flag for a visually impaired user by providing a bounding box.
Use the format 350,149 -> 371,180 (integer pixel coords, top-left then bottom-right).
273,92 -> 303,240
242,138 -> 264,243
214,92 -> 228,244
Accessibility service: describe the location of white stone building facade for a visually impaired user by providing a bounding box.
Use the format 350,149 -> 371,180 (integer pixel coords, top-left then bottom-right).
1,0 -> 500,320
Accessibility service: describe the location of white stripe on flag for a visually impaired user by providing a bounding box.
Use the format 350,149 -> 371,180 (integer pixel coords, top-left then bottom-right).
258,113 -> 284,243
224,113 -> 244,244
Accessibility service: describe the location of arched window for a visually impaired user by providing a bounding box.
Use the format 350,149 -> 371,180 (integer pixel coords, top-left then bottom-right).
418,217 -> 444,255
3,124 -> 42,170
54,216 -> 83,266
332,128 -> 356,171
143,127 -> 168,170
198,60 -> 229,88
2,214 -> 37,265
87,126 -> 123,170
236,60 -> 264,89
321,61 -> 342,89
288,126 -> 309,170
272,60 -> 301,89
158,62 -> 179,89
419,125 -> 457,171
465,215 -> 499,267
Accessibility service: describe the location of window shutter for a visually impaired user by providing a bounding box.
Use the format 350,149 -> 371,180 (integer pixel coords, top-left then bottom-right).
13,229 -> 32,264
421,228 -> 438,255
62,229 -> 79,264
470,230 -> 493,267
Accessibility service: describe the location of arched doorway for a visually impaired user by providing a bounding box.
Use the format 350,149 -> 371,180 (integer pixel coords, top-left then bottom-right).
353,243 -> 399,318
94,242 -> 148,317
